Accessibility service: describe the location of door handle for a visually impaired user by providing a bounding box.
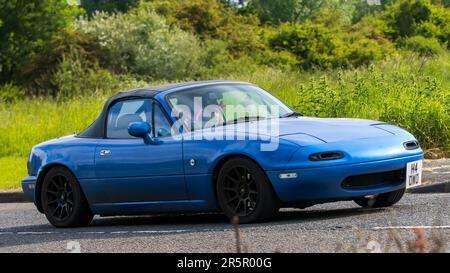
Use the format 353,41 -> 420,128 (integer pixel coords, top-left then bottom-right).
100,149 -> 111,156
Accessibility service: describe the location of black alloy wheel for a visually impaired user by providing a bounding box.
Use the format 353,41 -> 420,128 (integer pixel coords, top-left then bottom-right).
217,157 -> 279,224
41,167 -> 93,227
45,174 -> 74,221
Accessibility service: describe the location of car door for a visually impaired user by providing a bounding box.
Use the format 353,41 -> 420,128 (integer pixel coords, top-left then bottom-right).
94,98 -> 187,204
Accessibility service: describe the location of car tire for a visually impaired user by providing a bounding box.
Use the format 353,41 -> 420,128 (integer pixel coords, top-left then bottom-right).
216,157 -> 280,224
354,188 -> 405,208
41,167 -> 93,228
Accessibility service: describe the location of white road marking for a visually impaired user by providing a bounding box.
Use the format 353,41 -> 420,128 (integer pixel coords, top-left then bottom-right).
109,231 -> 129,234
132,229 -> 190,234
373,225 -> 450,230
17,231 -> 59,235
0,227 -> 230,236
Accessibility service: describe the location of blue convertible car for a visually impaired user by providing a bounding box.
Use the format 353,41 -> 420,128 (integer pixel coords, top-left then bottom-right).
22,81 -> 423,227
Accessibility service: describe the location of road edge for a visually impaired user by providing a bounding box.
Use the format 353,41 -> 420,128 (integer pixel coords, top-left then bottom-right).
0,191 -> 30,203
0,182 -> 449,203
408,181 -> 450,194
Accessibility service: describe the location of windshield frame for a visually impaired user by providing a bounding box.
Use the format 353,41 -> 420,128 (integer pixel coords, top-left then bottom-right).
164,83 -> 296,132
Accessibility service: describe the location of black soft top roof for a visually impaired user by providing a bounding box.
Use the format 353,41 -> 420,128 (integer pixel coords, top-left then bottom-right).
77,80 -> 249,138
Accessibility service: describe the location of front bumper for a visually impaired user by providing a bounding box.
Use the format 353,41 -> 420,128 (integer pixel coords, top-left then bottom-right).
267,154 -> 423,202
21,176 -> 37,202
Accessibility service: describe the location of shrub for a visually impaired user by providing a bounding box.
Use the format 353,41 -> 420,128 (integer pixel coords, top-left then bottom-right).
421,4 -> 450,48
402,35 -> 445,56
255,50 -> 300,70
0,83 -> 26,102
19,28 -> 107,97
76,6 -> 204,80
146,0 -> 264,55
201,39 -> 233,69
267,20 -> 394,69
80,0 -> 139,16
384,0 -> 433,38
334,18 -> 395,67
51,50 -> 119,98
383,0 -> 450,48
267,22 -> 337,69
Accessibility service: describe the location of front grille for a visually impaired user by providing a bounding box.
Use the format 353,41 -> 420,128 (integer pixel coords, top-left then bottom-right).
341,169 -> 405,190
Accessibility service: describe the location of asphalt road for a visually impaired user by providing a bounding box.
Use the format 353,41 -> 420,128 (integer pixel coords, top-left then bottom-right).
0,193 -> 449,253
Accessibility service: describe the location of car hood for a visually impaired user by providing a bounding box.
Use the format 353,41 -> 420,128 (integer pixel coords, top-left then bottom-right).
232,117 -> 395,143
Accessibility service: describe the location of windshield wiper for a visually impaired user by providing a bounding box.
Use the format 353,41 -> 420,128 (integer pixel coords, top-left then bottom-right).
280,111 -> 303,118
226,116 -> 267,125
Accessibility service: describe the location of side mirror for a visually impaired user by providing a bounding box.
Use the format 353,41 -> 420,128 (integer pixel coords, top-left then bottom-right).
128,122 -> 160,145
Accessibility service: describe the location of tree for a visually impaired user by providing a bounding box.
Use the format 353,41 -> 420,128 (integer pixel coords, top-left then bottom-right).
384,0 -> 433,38
80,0 -> 139,16
431,0 -> 450,7
146,0 -> 263,55
0,0 -> 79,84
249,0 -> 326,24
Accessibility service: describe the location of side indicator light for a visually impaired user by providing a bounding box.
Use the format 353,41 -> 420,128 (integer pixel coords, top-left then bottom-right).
279,173 -> 298,179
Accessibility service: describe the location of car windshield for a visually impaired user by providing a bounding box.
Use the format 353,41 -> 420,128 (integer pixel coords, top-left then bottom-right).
166,84 -> 294,131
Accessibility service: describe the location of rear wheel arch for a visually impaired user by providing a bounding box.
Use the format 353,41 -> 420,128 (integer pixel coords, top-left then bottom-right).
35,164 -> 80,213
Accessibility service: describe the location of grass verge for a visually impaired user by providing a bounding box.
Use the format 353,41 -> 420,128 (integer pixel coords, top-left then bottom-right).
0,157 -> 27,191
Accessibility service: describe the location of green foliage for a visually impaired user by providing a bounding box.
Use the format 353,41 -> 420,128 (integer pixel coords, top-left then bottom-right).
0,0 -> 81,85
402,35 -> 446,55
51,50 -> 119,98
0,83 -> 26,102
80,0 -> 139,15
383,0 -> 450,48
255,50 -> 300,70
76,6 -> 204,80
384,0 -> 433,38
20,28 -> 107,96
267,22 -> 336,69
334,18 -> 395,67
199,40 -> 262,77
146,0 -> 263,55
421,4 -> 450,48
352,0 -> 394,23
247,0 -> 374,25
266,19 -> 394,69
312,0 -> 362,26
248,0 -> 326,24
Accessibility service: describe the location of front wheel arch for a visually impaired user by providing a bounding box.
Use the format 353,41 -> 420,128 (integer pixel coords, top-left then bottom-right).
211,154 -> 280,207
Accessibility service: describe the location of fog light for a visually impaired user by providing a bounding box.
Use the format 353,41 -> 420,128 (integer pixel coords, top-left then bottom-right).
279,173 -> 298,179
